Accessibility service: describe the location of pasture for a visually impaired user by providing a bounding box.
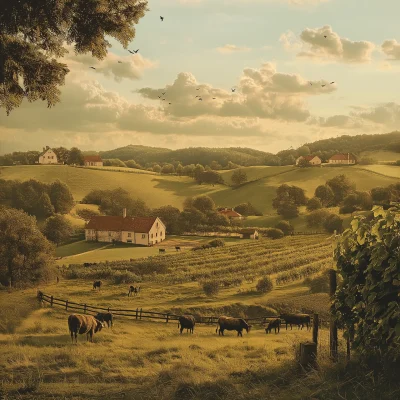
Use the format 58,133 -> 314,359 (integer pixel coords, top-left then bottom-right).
0,235 -> 336,399
1,164 -> 398,216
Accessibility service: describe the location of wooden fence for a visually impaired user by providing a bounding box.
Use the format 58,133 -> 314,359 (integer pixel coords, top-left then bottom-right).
37,291 -> 312,327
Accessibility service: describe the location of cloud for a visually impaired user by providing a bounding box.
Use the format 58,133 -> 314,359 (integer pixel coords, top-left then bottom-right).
382,39 -> 400,60
62,48 -> 156,82
351,102 -> 400,126
137,63 -> 336,122
283,26 -> 375,63
216,44 -> 251,54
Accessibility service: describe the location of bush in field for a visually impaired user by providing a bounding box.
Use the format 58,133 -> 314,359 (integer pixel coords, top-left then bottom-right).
275,220 -> 294,236
256,277 -> 273,293
307,197 -> 322,211
304,271 -> 330,294
76,208 -> 100,221
208,239 -> 225,248
323,214 -> 343,233
202,280 -> 220,296
306,209 -> 331,228
265,228 -> 284,240
112,270 -> 141,284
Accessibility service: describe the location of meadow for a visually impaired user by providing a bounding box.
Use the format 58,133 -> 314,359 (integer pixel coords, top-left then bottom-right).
0,235 -> 338,399
1,163 -> 398,217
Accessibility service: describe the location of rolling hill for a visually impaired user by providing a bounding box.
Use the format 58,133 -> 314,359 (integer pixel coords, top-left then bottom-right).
1,164 -> 398,216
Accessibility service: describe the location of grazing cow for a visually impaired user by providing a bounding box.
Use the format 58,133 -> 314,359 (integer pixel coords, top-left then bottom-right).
178,315 -> 196,334
281,314 -> 311,331
128,286 -> 138,297
265,318 -> 281,334
93,281 -> 102,290
175,246 -> 181,252
68,314 -> 104,343
216,316 -> 251,337
159,248 -> 166,254
95,312 -> 113,328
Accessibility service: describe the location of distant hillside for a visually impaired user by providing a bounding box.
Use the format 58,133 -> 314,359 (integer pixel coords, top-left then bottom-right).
99,145 -> 279,167
305,131 -> 400,154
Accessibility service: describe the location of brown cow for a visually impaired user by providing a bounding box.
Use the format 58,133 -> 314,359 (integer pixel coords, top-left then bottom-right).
216,316 -> 251,337
178,315 -> 195,334
265,318 -> 281,334
281,314 -> 311,330
93,281 -> 102,290
95,312 -> 113,328
68,314 -> 104,343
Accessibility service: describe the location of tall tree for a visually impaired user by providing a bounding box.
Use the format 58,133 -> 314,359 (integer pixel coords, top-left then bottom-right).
53,147 -> 70,164
326,174 -> 356,205
315,184 -> 335,207
42,214 -> 74,246
231,169 -> 248,186
192,195 -> 215,213
49,180 -> 74,214
68,147 -> 84,165
0,207 -> 54,287
0,1 -> 148,114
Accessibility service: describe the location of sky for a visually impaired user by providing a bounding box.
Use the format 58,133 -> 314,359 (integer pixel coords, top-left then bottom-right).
1,0 -> 400,154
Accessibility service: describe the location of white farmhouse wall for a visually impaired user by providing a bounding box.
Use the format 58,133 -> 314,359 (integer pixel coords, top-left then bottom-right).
87,230 -> 121,243
135,233 -> 149,246
39,149 -> 58,164
148,218 -> 166,245
85,161 -> 104,167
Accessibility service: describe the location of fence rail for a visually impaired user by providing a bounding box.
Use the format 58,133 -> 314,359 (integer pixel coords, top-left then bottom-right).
37,291 -> 313,326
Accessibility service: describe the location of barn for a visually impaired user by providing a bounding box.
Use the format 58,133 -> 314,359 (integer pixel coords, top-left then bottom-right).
240,229 -> 259,239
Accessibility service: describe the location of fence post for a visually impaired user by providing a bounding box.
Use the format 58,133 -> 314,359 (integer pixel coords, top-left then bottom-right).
140,308 -> 142,320
346,335 -> 351,362
329,269 -> 338,362
84,304 -> 87,314
166,313 -> 169,323
65,300 -> 68,311
136,308 -> 138,320
312,314 -> 319,345
50,296 -> 53,307
108,307 -> 110,313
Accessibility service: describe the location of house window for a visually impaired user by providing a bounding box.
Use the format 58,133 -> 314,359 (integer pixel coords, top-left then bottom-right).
128,233 -> 131,238
156,232 -> 158,237
157,222 -> 159,227
109,232 -> 112,237
151,233 -> 153,238
142,234 -> 146,239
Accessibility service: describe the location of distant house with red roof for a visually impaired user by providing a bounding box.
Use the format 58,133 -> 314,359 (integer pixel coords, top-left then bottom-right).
218,208 -> 243,220
295,155 -> 322,166
328,153 -> 357,165
85,209 -> 166,246
84,155 -> 103,167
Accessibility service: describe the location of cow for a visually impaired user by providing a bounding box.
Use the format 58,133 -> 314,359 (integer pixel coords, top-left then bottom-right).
216,316 -> 251,337
128,286 -> 138,297
93,281 -> 102,290
281,314 -> 311,331
175,246 -> 181,252
178,315 -> 196,334
159,248 -> 166,254
95,312 -> 113,328
265,318 -> 281,334
68,314 -> 104,343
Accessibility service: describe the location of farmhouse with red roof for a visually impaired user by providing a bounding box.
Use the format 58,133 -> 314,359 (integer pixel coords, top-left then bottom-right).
85,209 -> 166,246
84,155 -> 103,167
328,153 -> 357,165
218,208 -> 243,220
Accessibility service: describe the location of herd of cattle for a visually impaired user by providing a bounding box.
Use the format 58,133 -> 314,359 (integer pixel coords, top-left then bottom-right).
92,281 -> 141,297
67,312 -> 311,343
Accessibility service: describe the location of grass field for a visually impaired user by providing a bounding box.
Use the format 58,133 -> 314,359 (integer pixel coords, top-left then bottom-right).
1,164 -> 398,217
359,150 -> 400,162
0,235 -> 334,399
357,165 -> 400,178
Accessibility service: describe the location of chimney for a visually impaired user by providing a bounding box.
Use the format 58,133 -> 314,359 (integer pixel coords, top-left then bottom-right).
348,153 -> 350,164
43,147 -> 46,152
123,208 -> 127,218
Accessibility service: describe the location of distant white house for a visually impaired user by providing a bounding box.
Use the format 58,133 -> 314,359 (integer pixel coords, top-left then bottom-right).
38,146 -> 58,164
328,153 -> 357,165
296,155 -> 322,166
85,209 -> 166,246
84,155 -> 103,167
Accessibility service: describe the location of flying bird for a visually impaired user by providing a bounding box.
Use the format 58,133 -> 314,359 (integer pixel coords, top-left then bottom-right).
169,102 -> 172,105
89,67 -> 96,70
128,49 -> 139,54
324,35 -> 328,38
118,61 -> 123,64
309,82 -> 313,86
231,88 -> 236,92
195,95 -> 200,98
212,97 -> 216,99
196,88 -> 200,90
321,84 -> 326,87
330,82 -> 335,84
198,98 -> 203,101
160,16 -> 164,21
158,95 -> 162,99
162,92 -> 166,95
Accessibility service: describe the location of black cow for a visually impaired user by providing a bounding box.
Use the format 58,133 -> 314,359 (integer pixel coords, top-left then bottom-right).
128,286 -> 138,297
281,314 -> 311,330
265,318 -> 281,334
175,246 -> 181,251
159,249 -> 166,254
95,312 -> 113,328
216,316 -> 251,337
93,281 -> 102,290
178,315 -> 195,334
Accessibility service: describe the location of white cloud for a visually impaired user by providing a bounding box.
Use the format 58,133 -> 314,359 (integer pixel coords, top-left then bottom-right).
216,44 -> 251,54
382,39 -> 400,60
282,26 -> 375,63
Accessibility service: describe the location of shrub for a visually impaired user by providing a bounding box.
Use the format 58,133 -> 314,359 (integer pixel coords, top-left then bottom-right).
304,271 -> 330,293
202,280 -> 220,296
306,197 -> 322,211
256,277 -> 273,293
208,239 -> 225,248
264,228 -> 284,240
112,270 -> 141,284
275,220 -> 294,236
323,214 -> 343,233
396,160 -> 400,166
76,208 -> 100,221
306,209 -> 331,228
358,157 -> 376,165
